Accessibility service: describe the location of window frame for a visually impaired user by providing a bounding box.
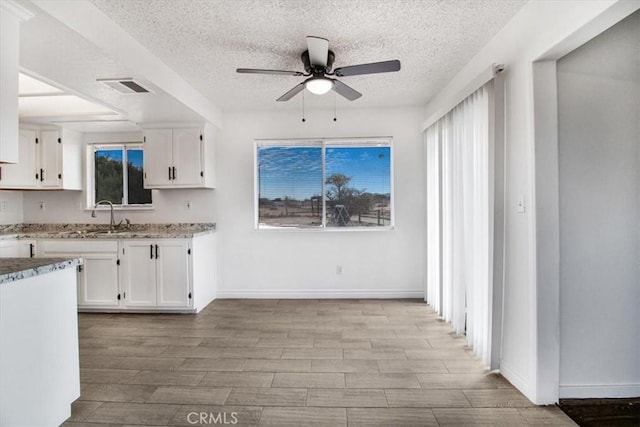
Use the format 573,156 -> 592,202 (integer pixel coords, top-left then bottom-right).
86,142 -> 153,211
254,137 -> 394,231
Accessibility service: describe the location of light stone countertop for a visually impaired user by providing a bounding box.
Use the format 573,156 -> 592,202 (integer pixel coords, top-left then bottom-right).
0,223 -> 216,240
0,257 -> 83,284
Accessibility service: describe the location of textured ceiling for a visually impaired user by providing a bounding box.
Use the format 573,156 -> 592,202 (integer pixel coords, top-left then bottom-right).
90,0 -> 527,112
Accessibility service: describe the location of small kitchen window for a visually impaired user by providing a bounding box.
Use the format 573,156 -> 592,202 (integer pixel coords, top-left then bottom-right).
88,144 -> 152,208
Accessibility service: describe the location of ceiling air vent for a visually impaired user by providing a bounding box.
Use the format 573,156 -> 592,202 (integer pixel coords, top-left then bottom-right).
97,78 -> 152,94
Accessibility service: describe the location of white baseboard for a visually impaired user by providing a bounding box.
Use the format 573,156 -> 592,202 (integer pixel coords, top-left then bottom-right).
215,290 -> 424,299
499,358 -> 536,402
559,383 -> 640,398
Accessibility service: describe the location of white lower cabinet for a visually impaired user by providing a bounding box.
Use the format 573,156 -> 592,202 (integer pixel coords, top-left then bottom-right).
38,240 -> 120,308
120,239 -> 192,310
0,239 -> 36,258
80,252 -> 120,307
156,240 -> 191,308
29,233 -> 215,313
120,241 -> 157,307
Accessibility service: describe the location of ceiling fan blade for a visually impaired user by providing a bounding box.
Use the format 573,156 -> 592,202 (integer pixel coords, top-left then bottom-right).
333,79 -> 362,101
276,83 -> 305,102
306,36 -> 329,68
237,68 -> 304,76
334,60 -> 401,77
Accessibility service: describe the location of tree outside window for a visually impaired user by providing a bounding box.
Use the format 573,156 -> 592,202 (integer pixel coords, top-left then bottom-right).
93,145 -> 151,206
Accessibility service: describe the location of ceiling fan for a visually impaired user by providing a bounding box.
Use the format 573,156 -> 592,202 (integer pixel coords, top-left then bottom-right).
237,36 -> 401,102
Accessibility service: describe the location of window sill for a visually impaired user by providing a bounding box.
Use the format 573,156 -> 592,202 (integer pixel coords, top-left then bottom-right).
256,225 -> 395,232
85,205 -> 155,212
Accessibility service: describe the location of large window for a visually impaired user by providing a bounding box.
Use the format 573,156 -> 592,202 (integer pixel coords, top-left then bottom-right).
91,144 -> 152,207
256,138 -> 393,229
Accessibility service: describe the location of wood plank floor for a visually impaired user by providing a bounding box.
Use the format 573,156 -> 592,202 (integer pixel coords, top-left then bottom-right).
64,299 -> 576,426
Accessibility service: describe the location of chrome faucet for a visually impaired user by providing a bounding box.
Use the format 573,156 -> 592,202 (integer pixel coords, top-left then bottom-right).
91,200 -> 117,231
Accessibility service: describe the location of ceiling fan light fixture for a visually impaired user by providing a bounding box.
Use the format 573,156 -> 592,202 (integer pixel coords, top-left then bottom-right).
305,77 -> 333,95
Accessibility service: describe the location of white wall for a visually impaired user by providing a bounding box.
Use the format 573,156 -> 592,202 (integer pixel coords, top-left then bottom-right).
423,0 -> 639,404
0,190 -> 23,224
21,131 -> 216,224
22,188 -> 215,224
557,11 -> 640,398
215,107 -> 425,298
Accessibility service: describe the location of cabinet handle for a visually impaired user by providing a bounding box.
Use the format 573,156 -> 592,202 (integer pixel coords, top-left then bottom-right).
29,243 -> 34,258
172,166 -> 176,180
155,244 -> 159,259
117,293 -> 121,300
40,169 -> 44,182
150,244 -> 154,259
168,166 -> 172,180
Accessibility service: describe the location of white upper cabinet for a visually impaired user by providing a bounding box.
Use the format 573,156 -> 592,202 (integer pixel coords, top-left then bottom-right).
143,124 -> 215,189
173,128 -> 205,186
0,3 -> 33,163
38,130 -> 62,188
0,127 -> 82,190
142,128 -> 173,187
0,129 -> 38,188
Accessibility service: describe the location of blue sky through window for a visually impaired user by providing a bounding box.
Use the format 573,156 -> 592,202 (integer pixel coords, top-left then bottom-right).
127,148 -> 144,168
96,148 -> 122,162
257,145 -> 391,200
326,146 -> 391,195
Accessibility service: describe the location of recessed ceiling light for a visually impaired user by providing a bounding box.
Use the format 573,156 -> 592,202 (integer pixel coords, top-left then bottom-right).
19,95 -> 116,117
18,72 -> 117,118
19,73 -> 63,96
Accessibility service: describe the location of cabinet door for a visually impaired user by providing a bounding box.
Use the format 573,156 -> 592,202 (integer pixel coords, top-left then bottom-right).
172,128 -> 203,186
0,240 -> 20,257
79,253 -> 120,307
17,240 -> 36,258
39,130 -> 62,188
0,240 -> 35,258
156,240 -> 191,307
121,241 -> 157,307
0,129 -> 38,188
143,129 -> 173,187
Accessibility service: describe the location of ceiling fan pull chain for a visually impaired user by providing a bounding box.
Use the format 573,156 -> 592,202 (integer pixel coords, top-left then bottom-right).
302,90 -> 306,123
333,91 -> 337,122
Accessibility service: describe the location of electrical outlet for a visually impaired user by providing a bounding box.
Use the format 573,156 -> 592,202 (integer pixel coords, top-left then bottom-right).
336,265 -> 343,274
39,201 -> 46,211
0,201 -> 7,212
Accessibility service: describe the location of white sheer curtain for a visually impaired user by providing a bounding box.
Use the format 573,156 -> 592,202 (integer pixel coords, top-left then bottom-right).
425,83 -> 494,365
425,124 -> 441,314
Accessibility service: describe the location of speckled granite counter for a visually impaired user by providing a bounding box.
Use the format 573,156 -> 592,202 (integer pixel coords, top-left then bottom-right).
0,223 -> 216,240
0,257 -> 83,284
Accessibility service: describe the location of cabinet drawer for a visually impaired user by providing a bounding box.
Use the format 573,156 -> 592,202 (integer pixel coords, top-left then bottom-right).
39,239 -> 118,254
